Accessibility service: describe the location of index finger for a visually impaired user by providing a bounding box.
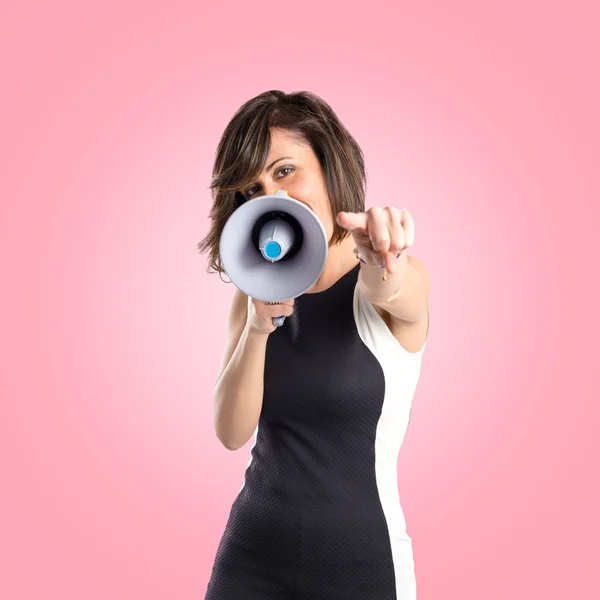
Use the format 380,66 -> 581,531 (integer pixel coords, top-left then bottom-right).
336,211 -> 368,231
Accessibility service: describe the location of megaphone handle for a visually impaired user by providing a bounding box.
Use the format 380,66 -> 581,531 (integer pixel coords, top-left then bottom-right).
273,316 -> 286,327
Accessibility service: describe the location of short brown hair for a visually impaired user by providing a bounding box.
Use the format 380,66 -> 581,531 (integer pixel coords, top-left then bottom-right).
197,90 -> 366,274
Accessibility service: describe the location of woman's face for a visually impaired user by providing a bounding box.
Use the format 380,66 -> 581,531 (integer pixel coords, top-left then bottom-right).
240,128 -> 335,240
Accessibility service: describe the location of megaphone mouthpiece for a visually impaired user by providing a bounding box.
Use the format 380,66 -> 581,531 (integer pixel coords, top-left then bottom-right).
259,217 -> 295,262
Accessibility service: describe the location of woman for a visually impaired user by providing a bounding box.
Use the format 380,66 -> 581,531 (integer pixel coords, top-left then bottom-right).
197,90 -> 431,600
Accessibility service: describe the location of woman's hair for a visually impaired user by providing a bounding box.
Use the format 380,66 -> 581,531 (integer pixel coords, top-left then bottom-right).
197,90 -> 366,274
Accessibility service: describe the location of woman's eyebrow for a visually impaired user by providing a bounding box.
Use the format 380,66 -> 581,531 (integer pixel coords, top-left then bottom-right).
265,156 -> 293,171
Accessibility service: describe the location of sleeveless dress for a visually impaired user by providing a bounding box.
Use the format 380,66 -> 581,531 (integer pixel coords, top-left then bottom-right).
204,263 -> 427,600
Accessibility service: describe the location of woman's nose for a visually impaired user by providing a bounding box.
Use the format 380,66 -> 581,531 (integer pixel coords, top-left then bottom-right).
258,177 -> 277,196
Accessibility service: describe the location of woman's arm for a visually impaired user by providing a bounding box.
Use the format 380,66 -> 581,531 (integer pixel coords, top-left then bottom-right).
213,288 -> 270,450
213,289 -> 295,450
359,254 -> 430,324
336,208 -> 430,324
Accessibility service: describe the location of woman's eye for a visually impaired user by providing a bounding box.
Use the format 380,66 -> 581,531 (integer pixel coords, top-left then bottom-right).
245,167 -> 292,198
277,166 -> 294,178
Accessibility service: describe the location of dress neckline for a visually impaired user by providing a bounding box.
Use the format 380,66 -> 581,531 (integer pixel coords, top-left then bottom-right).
300,263 -> 359,298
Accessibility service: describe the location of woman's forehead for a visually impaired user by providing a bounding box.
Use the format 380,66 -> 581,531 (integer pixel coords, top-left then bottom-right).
264,130 -> 309,162
268,128 -> 304,149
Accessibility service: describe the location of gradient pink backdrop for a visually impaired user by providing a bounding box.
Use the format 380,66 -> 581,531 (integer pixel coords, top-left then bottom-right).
1,1 -> 599,598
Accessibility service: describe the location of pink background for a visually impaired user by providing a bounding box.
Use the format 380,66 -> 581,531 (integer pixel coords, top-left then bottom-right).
1,1 -> 599,598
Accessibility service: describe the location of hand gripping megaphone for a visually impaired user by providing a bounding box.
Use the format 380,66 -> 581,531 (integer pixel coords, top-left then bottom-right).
219,190 -> 328,327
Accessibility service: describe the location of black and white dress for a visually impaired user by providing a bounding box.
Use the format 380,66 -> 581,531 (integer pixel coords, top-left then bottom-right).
205,263 -> 427,600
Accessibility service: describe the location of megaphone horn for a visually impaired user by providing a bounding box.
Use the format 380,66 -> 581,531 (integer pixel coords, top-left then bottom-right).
219,190 -> 328,327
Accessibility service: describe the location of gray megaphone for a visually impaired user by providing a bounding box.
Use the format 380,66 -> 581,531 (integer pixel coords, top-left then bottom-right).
219,190 -> 328,327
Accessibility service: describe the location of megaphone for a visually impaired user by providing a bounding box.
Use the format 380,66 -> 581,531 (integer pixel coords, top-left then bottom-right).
219,190 -> 328,327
